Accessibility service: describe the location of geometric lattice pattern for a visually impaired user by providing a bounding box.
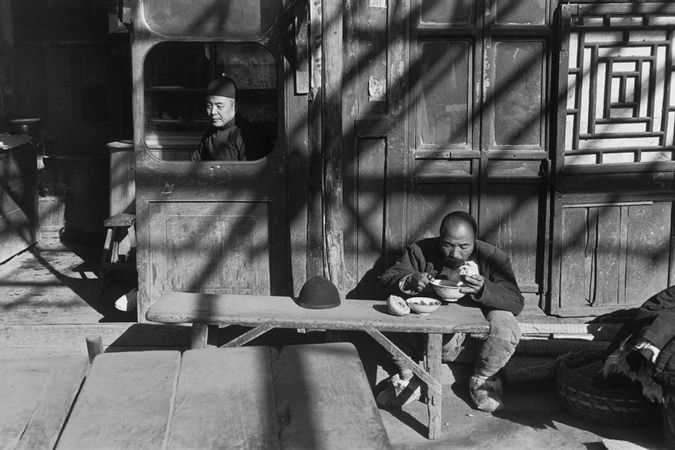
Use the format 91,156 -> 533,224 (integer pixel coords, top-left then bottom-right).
563,7 -> 675,165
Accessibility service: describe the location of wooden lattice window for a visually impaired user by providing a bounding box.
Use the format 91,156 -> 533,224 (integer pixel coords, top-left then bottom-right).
561,3 -> 675,166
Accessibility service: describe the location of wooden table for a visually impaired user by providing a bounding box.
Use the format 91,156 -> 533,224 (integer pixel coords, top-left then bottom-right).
147,293 -> 489,439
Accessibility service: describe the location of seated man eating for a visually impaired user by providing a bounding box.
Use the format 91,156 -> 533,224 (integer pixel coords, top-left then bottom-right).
379,211 -> 523,412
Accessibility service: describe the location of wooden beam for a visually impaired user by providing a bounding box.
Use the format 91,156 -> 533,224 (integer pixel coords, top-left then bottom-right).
219,323 -> 275,348
307,0 -> 324,279
322,0 -> 346,290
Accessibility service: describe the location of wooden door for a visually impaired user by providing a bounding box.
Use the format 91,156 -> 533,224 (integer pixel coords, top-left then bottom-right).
344,0 -> 554,309
131,0 -> 296,320
551,2 -> 675,316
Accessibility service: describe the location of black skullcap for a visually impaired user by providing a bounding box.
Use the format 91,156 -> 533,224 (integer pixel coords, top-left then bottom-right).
207,75 -> 236,99
296,275 -> 341,309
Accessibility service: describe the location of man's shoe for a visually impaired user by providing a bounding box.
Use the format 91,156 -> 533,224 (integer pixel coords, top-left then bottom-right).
376,374 -> 422,408
469,375 -> 503,412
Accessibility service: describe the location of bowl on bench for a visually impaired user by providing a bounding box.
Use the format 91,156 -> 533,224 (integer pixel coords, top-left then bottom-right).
429,280 -> 465,302
406,297 -> 441,315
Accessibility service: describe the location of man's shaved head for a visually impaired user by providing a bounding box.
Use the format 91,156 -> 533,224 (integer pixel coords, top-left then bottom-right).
438,211 -> 477,267
440,211 -> 477,237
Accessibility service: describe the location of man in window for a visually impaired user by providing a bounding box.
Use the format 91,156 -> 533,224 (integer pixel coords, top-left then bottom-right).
191,75 -> 271,161
378,211 -> 523,412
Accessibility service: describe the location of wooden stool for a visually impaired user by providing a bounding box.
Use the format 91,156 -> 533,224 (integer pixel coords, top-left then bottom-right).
97,213 -> 136,295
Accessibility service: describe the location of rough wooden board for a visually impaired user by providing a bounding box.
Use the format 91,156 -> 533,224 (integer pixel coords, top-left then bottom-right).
56,351 -> 181,450
147,293 -> 488,334
166,347 -> 279,450
518,322 -> 621,339
0,323 -> 191,351
0,353 -> 87,450
274,342 -> 391,449
602,438 -> 653,450
148,293 -> 626,341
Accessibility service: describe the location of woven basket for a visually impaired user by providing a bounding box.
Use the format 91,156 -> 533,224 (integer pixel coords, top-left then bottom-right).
556,351 -> 661,426
502,354 -> 558,383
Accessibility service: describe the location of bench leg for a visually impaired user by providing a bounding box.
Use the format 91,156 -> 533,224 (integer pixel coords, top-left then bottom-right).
365,327 -> 444,440
191,324 -> 209,349
426,333 -> 443,440
96,228 -> 114,296
219,323 -> 275,348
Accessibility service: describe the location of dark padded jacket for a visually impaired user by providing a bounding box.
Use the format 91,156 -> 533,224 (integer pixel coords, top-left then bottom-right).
379,238 -> 524,316
191,114 -> 272,162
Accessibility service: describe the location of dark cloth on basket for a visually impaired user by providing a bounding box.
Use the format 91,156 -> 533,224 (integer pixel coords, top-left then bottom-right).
604,285 -> 675,394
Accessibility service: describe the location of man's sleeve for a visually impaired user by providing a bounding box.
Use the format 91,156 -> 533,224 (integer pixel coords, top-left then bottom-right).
380,244 -> 425,295
191,145 -> 202,161
473,251 -> 524,316
233,128 -> 246,161
192,134 -> 207,161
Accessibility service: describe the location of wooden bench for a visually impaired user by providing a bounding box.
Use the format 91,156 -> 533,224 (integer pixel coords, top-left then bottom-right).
57,344 -> 390,449
145,292 -> 491,439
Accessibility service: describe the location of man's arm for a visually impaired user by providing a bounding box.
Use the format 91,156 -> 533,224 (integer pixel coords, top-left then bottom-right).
232,127 -> 247,161
192,131 -> 211,161
472,249 -> 524,316
380,244 -> 428,296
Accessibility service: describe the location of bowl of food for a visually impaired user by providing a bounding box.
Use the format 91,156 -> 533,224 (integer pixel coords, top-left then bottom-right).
406,297 -> 441,315
429,279 -> 465,302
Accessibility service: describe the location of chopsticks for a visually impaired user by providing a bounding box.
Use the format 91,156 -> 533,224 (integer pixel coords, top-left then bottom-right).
424,262 -> 438,281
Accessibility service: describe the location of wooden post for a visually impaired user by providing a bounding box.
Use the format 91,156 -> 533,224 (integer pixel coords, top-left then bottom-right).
307,0 -> 324,279
190,323 -> 208,349
322,0 -> 345,290
86,335 -> 103,363
426,333 -> 443,439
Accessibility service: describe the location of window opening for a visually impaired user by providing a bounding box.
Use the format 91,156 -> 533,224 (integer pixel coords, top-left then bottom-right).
143,41 -> 277,162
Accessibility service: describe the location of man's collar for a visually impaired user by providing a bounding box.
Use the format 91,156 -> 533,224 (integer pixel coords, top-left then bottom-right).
214,116 -> 236,130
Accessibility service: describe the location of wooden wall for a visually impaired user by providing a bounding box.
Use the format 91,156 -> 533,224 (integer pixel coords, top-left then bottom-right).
128,0 -> 675,320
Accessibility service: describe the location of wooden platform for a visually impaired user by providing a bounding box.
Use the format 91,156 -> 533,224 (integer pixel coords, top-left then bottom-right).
0,350 -> 88,450
57,345 -> 391,449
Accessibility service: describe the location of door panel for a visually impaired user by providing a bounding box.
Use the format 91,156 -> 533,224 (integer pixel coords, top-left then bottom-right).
491,40 -> 546,149
480,1 -> 553,306
344,137 -> 387,299
415,40 -> 473,148
552,2 -> 675,316
555,201 -> 672,315
347,0 -> 552,307
148,201 -> 272,296
407,178 -> 474,244
484,182 -> 543,294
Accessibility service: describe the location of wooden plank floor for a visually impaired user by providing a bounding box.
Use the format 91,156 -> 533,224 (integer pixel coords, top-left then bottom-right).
0,241 -> 134,327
